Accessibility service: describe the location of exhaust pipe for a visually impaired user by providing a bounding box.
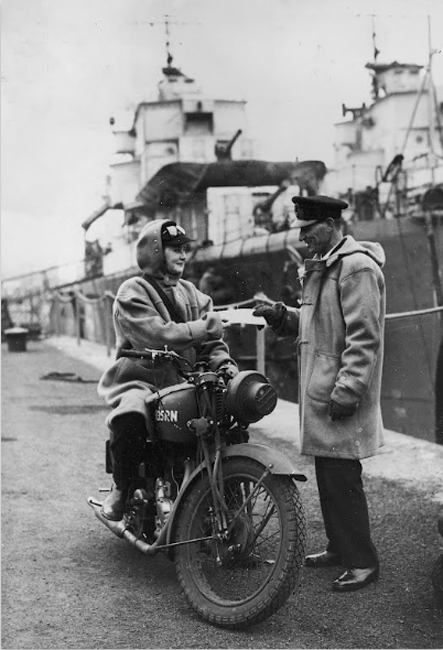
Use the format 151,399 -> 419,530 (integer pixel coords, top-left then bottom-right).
88,497 -> 127,537
87,459 -> 196,554
87,497 -> 167,555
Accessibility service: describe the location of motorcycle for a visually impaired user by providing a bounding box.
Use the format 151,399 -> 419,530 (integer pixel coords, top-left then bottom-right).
88,347 -> 307,629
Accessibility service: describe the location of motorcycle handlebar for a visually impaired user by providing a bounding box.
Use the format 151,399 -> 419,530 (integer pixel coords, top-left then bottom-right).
119,348 -> 179,361
119,348 -> 228,383
119,347 -> 196,378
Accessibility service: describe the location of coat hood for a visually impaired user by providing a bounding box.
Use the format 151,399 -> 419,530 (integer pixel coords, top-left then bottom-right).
326,235 -> 386,269
136,218 -> 172,279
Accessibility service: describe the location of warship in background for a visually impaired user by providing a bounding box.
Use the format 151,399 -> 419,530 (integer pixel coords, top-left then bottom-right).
2,38 -> 442,443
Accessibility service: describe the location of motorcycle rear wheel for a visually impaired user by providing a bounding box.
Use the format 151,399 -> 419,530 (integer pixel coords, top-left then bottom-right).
174,457 -> 306,629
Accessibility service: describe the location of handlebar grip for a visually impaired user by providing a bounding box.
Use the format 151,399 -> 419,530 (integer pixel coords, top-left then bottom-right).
119,348 -> 177,360
119,349 -> 158,359
118,348 -> 192,374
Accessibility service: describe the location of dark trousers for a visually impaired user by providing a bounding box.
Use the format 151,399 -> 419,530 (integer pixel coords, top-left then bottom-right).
109,413 -> 148,488
315,456 -> 378,569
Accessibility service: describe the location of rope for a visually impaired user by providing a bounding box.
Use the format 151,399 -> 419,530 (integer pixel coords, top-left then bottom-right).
72,289 -> 107,305
52,288 -> 114,306
52,291 -> 75,303
34,284 -> 443,323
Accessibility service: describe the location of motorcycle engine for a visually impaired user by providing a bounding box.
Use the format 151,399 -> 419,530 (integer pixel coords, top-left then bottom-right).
226,370 -> 278,424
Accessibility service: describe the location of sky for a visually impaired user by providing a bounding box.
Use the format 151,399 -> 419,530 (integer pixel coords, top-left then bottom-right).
2,0 -> 443,279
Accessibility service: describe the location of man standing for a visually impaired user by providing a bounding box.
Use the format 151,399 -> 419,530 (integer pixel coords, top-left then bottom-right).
253,195 -> 385,592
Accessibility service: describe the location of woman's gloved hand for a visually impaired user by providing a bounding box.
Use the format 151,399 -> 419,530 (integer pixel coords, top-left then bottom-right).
252,302 -> 286,328
218,364 -> 239,381
202,311 -> 224,339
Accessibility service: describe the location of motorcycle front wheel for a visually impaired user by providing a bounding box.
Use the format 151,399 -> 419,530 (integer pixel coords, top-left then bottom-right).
174,457 -> 306,629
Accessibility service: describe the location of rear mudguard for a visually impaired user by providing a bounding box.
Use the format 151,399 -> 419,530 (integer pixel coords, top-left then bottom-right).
165,442 -> 306,552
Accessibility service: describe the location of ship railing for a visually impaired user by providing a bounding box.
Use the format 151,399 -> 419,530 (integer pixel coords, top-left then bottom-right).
5,285 -> 442,444
6,284 -> 443,378
385,305 -> 443,320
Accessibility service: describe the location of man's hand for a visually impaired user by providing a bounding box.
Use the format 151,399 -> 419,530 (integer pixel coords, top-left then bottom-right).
328,400 -> 358,421
252,302 -> 286,328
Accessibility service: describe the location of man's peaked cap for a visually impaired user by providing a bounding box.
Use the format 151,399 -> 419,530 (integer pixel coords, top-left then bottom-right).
291,195 -> 349,227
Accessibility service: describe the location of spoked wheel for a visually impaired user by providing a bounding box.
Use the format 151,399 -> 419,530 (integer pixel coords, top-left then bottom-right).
174,457 -> 306,629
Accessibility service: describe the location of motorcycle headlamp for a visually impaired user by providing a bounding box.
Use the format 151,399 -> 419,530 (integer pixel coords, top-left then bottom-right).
226,371 -> 278,424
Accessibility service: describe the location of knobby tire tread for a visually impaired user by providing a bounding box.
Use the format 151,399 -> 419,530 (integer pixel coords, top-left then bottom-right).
174,458 -> 306,629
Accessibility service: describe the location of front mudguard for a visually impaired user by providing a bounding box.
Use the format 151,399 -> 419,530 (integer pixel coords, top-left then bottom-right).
165,442 -> 306,553
222,443 -> 307,480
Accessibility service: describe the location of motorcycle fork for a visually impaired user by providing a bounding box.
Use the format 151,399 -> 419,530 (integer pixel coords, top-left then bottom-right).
200,430 -> 272,537
199,434 -> 274,567
192,382 -> 225,531
199,432 -> 228,535
196,382 -> 270,544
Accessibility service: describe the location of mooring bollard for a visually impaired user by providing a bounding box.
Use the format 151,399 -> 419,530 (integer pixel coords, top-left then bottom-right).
4,327 -> 29,352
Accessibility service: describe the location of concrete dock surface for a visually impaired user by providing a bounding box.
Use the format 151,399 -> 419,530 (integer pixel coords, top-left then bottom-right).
2,335 -> 443,648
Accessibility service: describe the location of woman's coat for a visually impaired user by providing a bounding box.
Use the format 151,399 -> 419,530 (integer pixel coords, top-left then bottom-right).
98,219 -> 235,431
275,235 -> 386,459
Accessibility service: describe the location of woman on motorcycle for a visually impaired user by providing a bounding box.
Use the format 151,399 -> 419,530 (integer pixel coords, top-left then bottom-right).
98,219 -> 238,521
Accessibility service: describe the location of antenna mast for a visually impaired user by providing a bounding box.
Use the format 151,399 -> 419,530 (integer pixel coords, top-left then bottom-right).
371,14 -> 380,61
164,14 -> 174,67
143,13 -> 202,70
371,14 -> 380,99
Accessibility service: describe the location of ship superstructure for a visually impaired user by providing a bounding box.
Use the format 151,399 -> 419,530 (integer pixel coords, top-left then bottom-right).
82,58 -> 325,278
82,60 -> 252,275
328,60 -> 443,220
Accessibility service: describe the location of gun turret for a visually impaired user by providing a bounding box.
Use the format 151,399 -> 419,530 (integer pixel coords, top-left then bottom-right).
215,129 -> 243,160
252,179 -> 291,216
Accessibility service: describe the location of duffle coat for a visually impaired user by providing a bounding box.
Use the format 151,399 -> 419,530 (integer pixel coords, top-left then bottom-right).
275,235 -> 386,459
98,219 -> 235,432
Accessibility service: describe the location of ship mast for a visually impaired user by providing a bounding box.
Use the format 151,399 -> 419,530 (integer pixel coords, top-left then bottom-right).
426,13 -> 438,184
164,14 -> 176,68
145,13 -> 201,70
423,15 -> 443,312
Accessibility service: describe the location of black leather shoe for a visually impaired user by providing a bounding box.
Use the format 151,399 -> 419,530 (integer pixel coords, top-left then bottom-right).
305,550 -> 342,568
100,483 -> 127,521
332,566 -> 379,592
